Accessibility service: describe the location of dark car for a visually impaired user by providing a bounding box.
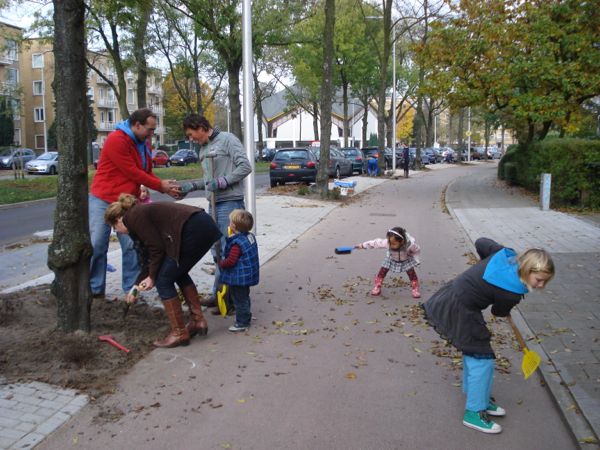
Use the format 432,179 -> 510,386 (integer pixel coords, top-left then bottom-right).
260,148 -> 277,161
340,147 -> 364,174
269,147 -> 318,187
421,148 -> 437,164
25,151 -> 59,175
384,147 -> 406,170
152,150 -> 171,167
308,146 -> 352,179
0,147 -> 37,169
170,149 -> 198,166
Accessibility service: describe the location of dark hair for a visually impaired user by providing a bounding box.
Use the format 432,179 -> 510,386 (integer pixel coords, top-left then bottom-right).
129,108 -> 157,126
182,114 -> 212,131
386,226 -> 407,244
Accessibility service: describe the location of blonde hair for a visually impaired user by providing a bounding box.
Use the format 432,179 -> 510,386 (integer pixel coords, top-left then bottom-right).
517,248 -> 555,284
229,209 -> 253,233
104,193 -> 138,226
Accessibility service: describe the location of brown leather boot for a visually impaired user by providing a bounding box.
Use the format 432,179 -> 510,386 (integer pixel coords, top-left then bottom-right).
181,284 -> 208,337
154,298 -> 191,348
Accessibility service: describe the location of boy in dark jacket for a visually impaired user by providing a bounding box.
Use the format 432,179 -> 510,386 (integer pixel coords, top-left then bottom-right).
219,210 -> 260,332
423,238 -> 554,434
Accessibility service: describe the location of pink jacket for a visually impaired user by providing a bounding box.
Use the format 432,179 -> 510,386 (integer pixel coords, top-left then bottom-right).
358,233 -> 420,262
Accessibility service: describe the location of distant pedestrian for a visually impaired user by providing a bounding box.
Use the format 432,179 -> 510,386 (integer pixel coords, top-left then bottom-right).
402,145 -> 410,178
105,194 -> 222,348
180,115 -> 252,311
219,209 -> 259,332
355,226 -> 422,298
422,238 -> 554,434
89,108 -> 180,299
367,155 -> 378,176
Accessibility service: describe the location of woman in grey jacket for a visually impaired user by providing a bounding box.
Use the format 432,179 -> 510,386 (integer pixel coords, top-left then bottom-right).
422,238 -> 554,434
181,115 -> 252,309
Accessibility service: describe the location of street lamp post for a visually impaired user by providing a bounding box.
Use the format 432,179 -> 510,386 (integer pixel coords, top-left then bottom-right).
392,25 -> 396,172
467,107 -> 471,162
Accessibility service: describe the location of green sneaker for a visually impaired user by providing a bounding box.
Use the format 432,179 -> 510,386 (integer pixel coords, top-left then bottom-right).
486,399 -> 506,417
463,410 -> 502,434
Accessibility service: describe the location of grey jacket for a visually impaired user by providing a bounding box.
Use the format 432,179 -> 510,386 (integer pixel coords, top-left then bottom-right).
199,129 -> 252,203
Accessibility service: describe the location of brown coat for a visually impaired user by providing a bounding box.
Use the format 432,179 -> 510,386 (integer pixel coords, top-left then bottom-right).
122,202 -> 203,283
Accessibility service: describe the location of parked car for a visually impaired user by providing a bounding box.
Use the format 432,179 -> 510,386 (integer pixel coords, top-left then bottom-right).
25,151 -> 59,175
152,150 -> 171,167
487,147 -> 502,159
269,147 -> 318,187
340,147 -> 364,174
441,147 -> 456,163
325,148 -> 353,178
169,149 -> 198,166
260,148 -> 277,161
0,147 -> 37,170
422,147 -> 442,164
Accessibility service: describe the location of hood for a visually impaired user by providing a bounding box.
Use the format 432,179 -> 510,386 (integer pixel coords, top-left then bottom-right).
483,248 -> 528,295
116,120 -> 141,143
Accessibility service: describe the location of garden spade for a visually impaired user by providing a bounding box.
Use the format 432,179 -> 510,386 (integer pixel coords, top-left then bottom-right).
508,316 -> 541,380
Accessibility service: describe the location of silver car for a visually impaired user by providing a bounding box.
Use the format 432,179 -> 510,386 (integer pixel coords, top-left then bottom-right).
25,151 -> 59,175
0,147 -> 37,169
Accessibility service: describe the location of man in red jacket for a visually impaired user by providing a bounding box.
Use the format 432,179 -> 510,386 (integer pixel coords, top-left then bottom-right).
89,108 -> 180,298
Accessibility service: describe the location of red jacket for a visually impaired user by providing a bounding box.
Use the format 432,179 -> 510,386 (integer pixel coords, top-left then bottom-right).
91,129 -> 163,203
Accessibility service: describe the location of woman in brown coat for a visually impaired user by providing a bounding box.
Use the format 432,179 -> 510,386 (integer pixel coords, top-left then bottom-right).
105,194 -> 221,348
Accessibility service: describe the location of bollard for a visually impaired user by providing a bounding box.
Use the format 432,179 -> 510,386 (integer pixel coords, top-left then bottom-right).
539,173 -> 551,211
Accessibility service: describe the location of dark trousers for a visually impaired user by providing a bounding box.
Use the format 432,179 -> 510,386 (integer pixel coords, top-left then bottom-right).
229,285 -> 252,327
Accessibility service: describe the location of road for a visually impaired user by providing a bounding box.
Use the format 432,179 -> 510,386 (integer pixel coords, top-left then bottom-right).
35,164 -> 577,450
0,173 -> 270,246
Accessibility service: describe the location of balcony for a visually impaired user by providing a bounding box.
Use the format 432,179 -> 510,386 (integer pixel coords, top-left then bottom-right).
0,55 -> 12,65
98,121 -> 116,132
147,85 -> 162,95
96,98 -> 117,108
96,74 -> 116,85
149,105 -> 163,115
154,126 -> 164,135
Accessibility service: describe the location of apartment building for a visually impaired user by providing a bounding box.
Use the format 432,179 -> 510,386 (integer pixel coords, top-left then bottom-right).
0,20 -> 24,146
19,39 -> 165,152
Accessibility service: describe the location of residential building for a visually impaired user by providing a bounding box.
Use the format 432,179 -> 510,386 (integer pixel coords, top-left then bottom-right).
19,39 -> 165,152
0,20 -> 24,146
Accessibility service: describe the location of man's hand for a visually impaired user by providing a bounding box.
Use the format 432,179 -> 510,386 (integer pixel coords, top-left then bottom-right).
161,179 -> 180,198
206,177 -> 228,192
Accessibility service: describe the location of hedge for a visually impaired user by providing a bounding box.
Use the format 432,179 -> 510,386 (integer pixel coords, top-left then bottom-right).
497,138 -> 600,208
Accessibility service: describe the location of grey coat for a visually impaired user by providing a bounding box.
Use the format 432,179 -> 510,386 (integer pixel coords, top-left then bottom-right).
422,238 -> 523,355
199,129 -> 252,203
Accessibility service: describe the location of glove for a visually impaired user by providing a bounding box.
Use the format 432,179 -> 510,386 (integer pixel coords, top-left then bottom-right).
179,181 -> 200,194
207,177 -> 228,192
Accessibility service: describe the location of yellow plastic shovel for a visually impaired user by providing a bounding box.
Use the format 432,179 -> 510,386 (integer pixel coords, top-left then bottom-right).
217,283 -> 229,317
508,316 -> 541,380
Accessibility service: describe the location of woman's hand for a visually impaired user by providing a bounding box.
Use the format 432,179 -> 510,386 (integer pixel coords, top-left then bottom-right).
138,277 -> 154,291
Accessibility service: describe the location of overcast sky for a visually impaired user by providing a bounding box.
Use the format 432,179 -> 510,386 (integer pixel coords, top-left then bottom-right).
0,1 -> 47,29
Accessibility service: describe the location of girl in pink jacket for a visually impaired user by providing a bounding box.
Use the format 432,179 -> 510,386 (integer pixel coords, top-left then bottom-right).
355,227 -> 421,298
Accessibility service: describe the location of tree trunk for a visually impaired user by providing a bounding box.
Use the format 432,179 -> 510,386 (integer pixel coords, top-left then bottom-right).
253,71 -> 264,155
361,95 -> 369,147
133,0 -> 153,108
376,0 -> 393,174
457,108 -> 464,161
227,63 -> 243,140
317,0 -> 335,198
342,80 -> 349,147
312,101 -> 319,141
48,0 -> 93,332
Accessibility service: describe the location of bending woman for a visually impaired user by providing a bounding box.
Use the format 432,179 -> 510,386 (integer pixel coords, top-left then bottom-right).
105,194 -> 222,348
422,237 -> 554,434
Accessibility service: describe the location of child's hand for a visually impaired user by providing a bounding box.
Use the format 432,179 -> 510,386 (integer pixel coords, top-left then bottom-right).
354,244 -> 363,249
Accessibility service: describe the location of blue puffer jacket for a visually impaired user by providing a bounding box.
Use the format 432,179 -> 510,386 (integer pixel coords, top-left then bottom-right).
220,232 -> 259,286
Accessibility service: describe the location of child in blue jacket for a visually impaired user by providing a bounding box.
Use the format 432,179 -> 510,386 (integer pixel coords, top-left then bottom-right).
219,209 -> 259,332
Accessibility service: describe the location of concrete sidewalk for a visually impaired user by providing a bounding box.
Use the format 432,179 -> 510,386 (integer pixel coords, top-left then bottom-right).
446,166 -> 600,447
1,163 -> 598,448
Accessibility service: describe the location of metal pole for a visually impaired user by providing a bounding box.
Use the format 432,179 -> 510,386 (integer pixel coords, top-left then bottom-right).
242,0 -> 256,230
392,25 -> 396,172
467,107 -> 471,162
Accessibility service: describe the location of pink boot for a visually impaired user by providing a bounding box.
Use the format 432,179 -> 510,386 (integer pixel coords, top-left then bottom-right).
410,279 -> 421,299
371,276 -> 383,296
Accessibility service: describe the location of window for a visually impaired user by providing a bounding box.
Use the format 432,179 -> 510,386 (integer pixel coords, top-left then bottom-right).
34,108 -> 45,122
33,80 -> 43,95
6,40 -> 18,61
32,53 -> 44,68
87,86 -> 94,99
127,88 -> 135,104
6,68 -> 18,86
35,135 -> 45,149
11,99 -> 20,117
14,129 -> 21,145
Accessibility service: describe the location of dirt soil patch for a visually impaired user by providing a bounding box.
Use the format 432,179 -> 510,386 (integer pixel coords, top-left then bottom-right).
0,285 -> 168,398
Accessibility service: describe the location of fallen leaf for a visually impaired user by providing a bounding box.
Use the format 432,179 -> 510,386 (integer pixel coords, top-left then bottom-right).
237,398 -> 246,404
345,372 -> 357,380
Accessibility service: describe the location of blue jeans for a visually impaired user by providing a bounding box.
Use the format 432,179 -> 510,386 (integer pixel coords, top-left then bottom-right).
463,355 -> 495,412
89,194 -> 139,294
229,285 -> 251,327
209,199 -> 245,295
